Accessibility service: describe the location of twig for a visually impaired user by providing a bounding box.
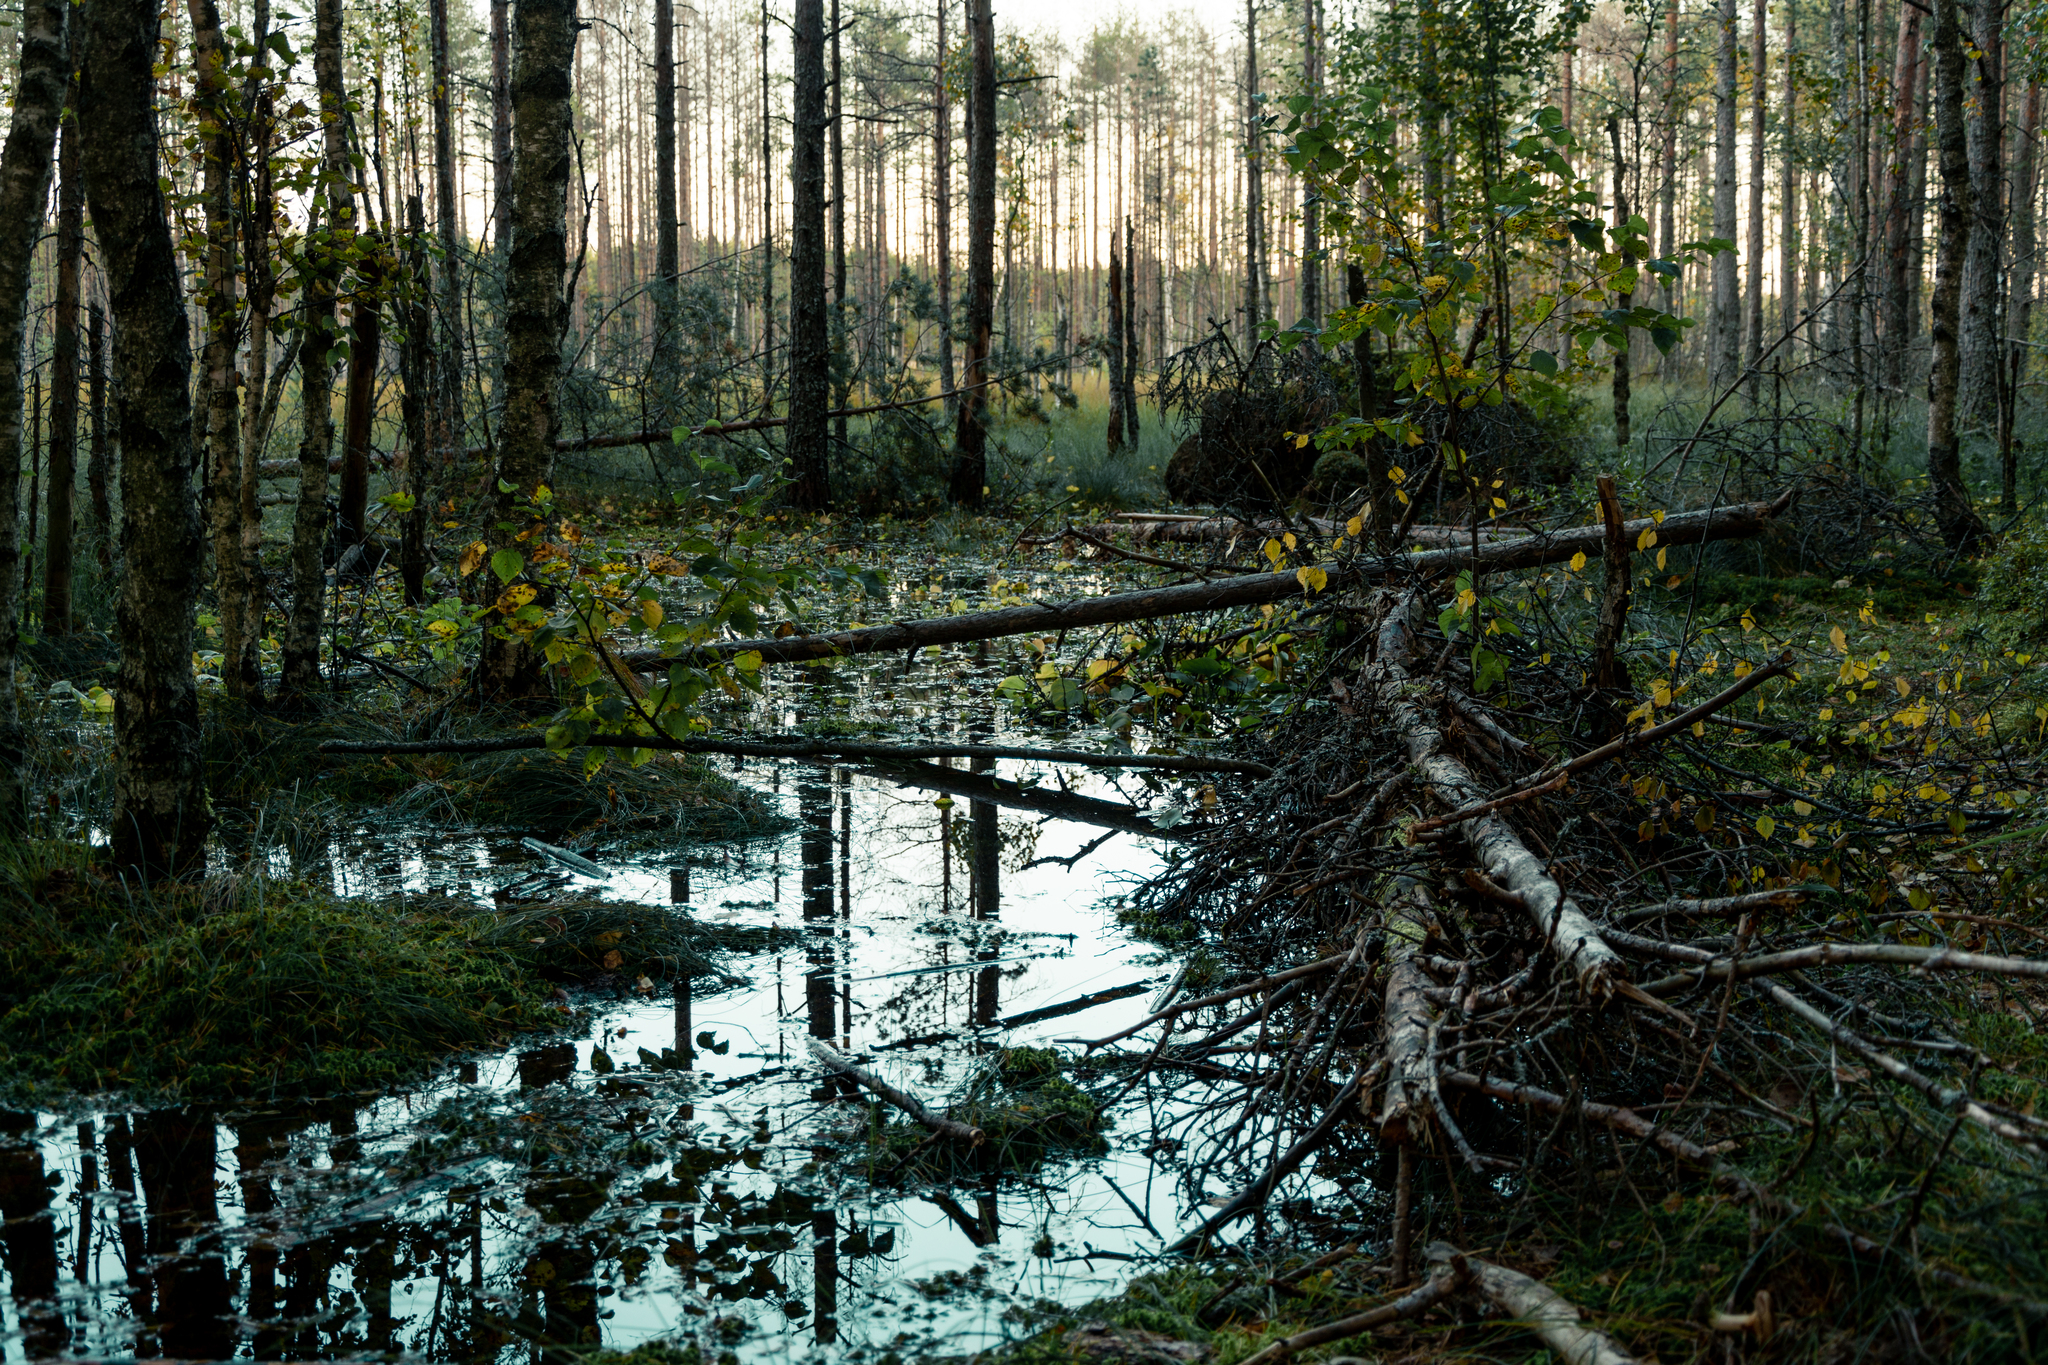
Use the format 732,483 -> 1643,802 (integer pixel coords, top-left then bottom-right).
806,1039 -> 984,1146
1233,1255 -> 1471,1365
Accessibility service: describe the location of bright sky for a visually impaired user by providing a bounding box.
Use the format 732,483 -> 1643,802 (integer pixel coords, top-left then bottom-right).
1023,0 -> 1250,51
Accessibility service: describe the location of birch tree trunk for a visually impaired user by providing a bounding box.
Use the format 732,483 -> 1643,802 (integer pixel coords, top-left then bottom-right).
1928,0 -> 1989,550
1882,5 -> 1923,387
0,0 -> 68,829
2003,82 -> 2039,507
281,0 -> 351,704
431,0 -> 463,514
79,0 -> 211,873
1711,0 -> 1740,386
787,0 -> 829,508
45,60 -> 81,640
476,0 -> 577,698
232,0 -> 272,703
947,0 -> 994,506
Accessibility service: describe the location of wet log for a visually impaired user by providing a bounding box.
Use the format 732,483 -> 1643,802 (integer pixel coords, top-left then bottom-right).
617,490 -> 1792,671
806,1038 -> 984,1145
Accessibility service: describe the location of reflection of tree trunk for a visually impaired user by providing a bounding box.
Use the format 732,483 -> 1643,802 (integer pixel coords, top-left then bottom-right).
970,752 -> 999,1028
0,1114 -> 67,1357
103,1116 -> 150,1323
235,1117 -> 291,1359
801,770 -> 837,1041
74,1119 -> 96,1277
132,1111 -> 232,1360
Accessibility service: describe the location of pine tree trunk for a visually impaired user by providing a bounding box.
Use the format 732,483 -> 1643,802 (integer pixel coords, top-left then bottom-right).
934,0 -> 955,417
1123,217 -> 1141,444
759,0 -> 774,400
79,0 -> 210,873
477,0 -> 577,699
653,0 -> 679,371
2003,81 -> 2039,506
400,195 -> 432,605
431,0 -> 463,508
1244,0 -> 1265,340
336,265 -> 381,555
492,0 -> 513,252
232,0 -> 273,703
281,0 -> 351,705
787,0 -> 829,508
1712,0 -> 1740,386
1610,116 -> 1633,446
1957,0 -> 2003,426
0,0 -> 68,830
1882,5 -> 1923,387
1106,229 -> 1126,454
831,0 -> 847,448
87,302 -> 112,576
1743,0 -> 1766,387
1928,0 -> 1988,549
1298,0 -> 1320,326
45,62 -> 80,640
947,0 -> 994,506
1779,0 -> 1800,347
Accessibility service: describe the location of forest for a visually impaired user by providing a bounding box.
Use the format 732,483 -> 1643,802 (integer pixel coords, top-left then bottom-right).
0,0 -> 2044,1355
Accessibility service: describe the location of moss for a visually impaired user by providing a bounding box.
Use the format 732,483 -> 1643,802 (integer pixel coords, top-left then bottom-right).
851,1046 -> 1109,1181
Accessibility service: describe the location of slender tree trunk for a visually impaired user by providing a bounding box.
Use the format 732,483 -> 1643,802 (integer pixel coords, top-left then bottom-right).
830,0 -> 846,449
79,0 -> 209,874
788,0 -> 829,508
400,196 -> 432,604
281,0 -> 351,705
87,302 -> 111,576
1712,0 -> 1740,385
1298,0 -> 1320,326
0,0 -> 67,831
1420,0 -> 1444,232
336,257 -> 382,557
1610,116 -> 1633,446
45,62 -> 81,639
1957,0 -> 2003,426
1780,0 -> 1800,347
1123,217 -> 1141,443
232,0 -> 272,703
653,0 -> 678,372
1244,0 -> 1266,340
431,0 -> 463,510
190,0 -> 247,706
935,0 -> 954,416
476,0 -> 577,698
2004,81 -> 2040,506
760,0 -> 774,400
1743,0 -> 1766,391
1106,229 -> 1126,453
492,0 -> 513,252
1883,5 -> 1923,386
947,0 -> 994,506
1928,0 -> 1988,549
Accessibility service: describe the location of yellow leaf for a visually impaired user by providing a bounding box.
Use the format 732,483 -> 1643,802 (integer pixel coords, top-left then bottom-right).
1830,625 -> 1848,654
1652,509 -> 1666,524
1569,551 -> 1587,572
1740,609 -> 1756,632
1346,514 -> 1365,537
1656,547 -> 1667,570
1296,565 -> 1329,594
493,584 -> 537,614
1637,527 -> 1658,552
733,650 -> 764,672
1086,659 -> 1117,680
1283,532 -> 1298,551
1793,800 -> 1814,817
427,619 -> 458,639
641,599 -> 664,627
1895,676 -> 1910,697
1755,815 -> 1776,839
458,540 -> 488,576
1264,538 -> 1286,565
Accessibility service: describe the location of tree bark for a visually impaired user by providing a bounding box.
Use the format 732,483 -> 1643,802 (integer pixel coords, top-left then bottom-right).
1244,0 -> 1266,339
1609,117 -> 1632,445
79,0 -> 210,874
1659,0 -> 1679,322
947,0 -> 995,506
652,0 -> 679,374
1711,0 -> 1740,385
1123,217 -> 1140,444
787,0 -> 829,508
476,0 -> 577,699
934,0 -> 954,416
336,256 -> 382,556
1928,0 -> 1988,550
45,57 -> 81,639
281,0 -> 351,704
1882,4 -> 1923,386
431,0 -> 463,500
1779,0 -> 1800,347
1106,228 -> 1127,453
1743,0 -> 1766,389
400,196 -> 432,604
2004,82 -> 2039,507
1298,0 -> 1320,326
231,0 -> 273,703
491,0 -> 513,253
1957,0 -> 2003,427
87,302 -> 111,576
0,0 -> 68,830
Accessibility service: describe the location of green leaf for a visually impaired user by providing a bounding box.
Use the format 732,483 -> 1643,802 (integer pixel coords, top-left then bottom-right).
1529,349 -> 1558,377
1567,217 -> 1606,252
490,549 -> 524,584
1648,324 -> 1681,355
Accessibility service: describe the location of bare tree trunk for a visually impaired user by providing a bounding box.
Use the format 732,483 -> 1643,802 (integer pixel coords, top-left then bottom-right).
476,0 -> 577,699
1244,0 -> 1266,340
400,195 -> 432,604
281,0 -> 351,705
335,260 -> 381,556
759,0 -> 774,400
1958,0 -> 2003,427
1882,4 -> 1923,386
491,0 -> 512,252
1928,0 -> 1989,549
653,0 -> 678,374
1106,228 -> 1126,453
1298,0 -> 1320,326
831,0 -> 846,448
431,0 -> 463,513
87,302 -> 111,576
787,0 -> 829,508
2004,81 -> 2040,507
1123,217 -> 1140,444
1659,0 -> 1680,369
947,0 -> 994,506
79,0 -> 210,874
190,0 -> 246,708
45,59 -> 80,639
0,0 -> 69,830
1743,0 -> 1766,392
232,0 -> 273,703
1712,0 -> 1740,385
1610,116 -> 1633,446
934,0 -> 954,416
1780,0 -> 1800,347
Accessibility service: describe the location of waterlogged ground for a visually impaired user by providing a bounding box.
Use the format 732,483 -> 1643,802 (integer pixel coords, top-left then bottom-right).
1,560 -> 1258,1361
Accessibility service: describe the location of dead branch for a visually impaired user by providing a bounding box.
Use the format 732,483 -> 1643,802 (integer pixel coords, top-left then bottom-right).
1081,953 -> 1356,1050
1639,941 -> 2048,997
806,1039 -> 985,1146
1379,885 -> 1437,1143
1431,1243 -> 1643,1365
1233,1253 -> 1473,1365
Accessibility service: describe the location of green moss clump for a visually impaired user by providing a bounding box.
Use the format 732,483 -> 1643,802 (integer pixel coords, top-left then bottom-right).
956,1047 -> 1109,1160
1979,518 -> 2048,645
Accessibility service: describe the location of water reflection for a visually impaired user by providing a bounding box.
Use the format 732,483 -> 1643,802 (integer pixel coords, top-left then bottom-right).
0,749 -> 1192,1361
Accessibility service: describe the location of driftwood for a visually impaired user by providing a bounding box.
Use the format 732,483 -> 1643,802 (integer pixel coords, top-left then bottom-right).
1428,1244 -> 1643,1365
1369,588 -> 1628,999
806,1038 -> 985,1145
315,731 -> 1270,777
1233,1252 -> 1473,1365
617,491 -> 1791,671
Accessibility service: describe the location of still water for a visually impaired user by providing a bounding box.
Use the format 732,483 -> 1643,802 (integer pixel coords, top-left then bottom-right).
2,751 -> 1213,1360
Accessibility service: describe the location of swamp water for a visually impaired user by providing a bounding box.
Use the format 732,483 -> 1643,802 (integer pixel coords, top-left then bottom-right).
1,644 -> 1231,1362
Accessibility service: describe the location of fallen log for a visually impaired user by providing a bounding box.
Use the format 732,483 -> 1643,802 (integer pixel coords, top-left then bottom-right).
617,490 -> 1791,671
994,980 -> 1153,1030
1233,1253 -> 1472,1365
1378,885 -> 1436,1144
806,1038 -> 984,1145
314,731 -> 1270,776
1427,1244 -> 1643,1365
1369,588 -> 1629,1000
